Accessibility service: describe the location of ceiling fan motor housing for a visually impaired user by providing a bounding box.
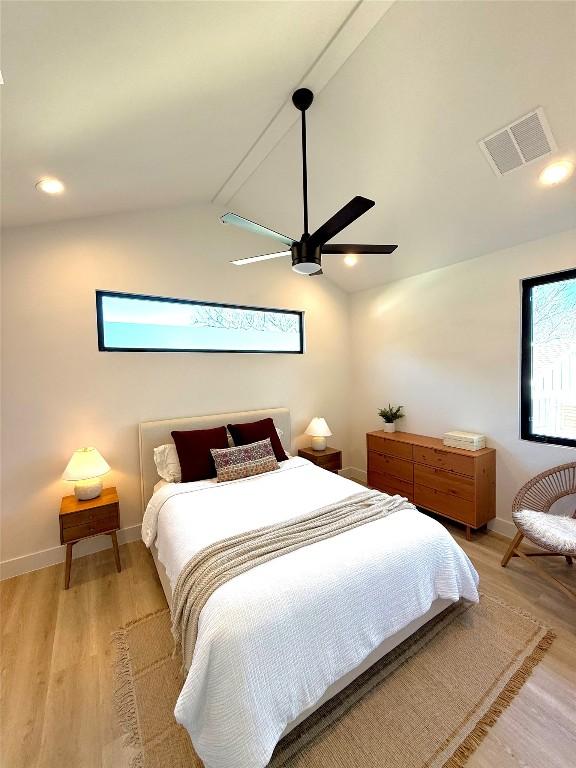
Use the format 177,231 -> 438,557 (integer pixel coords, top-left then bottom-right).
291,240 -> 322,274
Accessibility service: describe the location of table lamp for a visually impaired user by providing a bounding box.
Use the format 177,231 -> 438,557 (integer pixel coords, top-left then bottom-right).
305,417 -> 332,451
63,447 -> 111,500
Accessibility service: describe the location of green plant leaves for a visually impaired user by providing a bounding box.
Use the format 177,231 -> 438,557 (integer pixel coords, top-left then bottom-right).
378,404 -> 404,423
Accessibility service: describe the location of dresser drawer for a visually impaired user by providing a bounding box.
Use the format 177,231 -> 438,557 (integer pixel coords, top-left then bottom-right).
414,484 -> 475,524
61,502 -> 118,529
413,446 -> 474,477
61,514 -> 119,543
368,470 -> 413,501
414,464 -> 475,502
368,451 -> 413,482
367,435 -> 413,460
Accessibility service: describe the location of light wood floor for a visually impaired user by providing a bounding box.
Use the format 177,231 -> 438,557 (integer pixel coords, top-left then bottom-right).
1,527 -> 575,768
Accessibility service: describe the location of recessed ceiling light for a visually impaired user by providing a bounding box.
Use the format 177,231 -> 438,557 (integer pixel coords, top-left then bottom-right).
35,177 -> 65,195
539,160 -> 574,186
343,254 -> 358,267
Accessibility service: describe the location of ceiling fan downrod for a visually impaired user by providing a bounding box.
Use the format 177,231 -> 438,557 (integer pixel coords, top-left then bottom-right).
291,88 -> 322,274
291,87 -> 314,237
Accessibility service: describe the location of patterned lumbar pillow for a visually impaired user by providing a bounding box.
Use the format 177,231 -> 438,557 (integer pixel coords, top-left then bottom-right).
211,438 -> 279,482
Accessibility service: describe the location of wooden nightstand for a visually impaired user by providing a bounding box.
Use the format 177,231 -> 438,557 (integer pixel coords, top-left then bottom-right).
298,446 -> 342,474
59,486 -> 121,589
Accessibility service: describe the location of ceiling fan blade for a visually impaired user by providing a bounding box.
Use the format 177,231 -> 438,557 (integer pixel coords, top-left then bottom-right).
230,250 -> 292,266
222,213 -> 295,247
308,196 -> 375,248
323,244 -> 398,254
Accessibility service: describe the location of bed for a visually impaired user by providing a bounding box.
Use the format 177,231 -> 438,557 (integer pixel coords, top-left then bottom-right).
139,408 -> 479,768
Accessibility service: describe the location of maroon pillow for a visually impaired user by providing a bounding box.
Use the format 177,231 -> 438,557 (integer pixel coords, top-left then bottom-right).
227,418 -> 288,462
171,426 -> 229,482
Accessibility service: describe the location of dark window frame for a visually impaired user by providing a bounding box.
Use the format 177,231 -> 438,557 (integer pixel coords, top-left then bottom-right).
520,267 -> 576,448
96,290 -> 305,354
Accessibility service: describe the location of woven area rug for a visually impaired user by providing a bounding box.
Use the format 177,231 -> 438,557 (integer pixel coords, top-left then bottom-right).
112,594 -> 555,768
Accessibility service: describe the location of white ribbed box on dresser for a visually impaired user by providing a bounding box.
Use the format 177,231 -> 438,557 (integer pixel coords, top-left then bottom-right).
443,430 -> 487,451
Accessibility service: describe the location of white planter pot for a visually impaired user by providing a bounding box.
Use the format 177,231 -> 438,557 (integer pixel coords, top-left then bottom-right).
382,422 -> 396,432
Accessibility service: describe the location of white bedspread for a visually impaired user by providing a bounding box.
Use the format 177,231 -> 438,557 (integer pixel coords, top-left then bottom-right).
142,457 -> 479,768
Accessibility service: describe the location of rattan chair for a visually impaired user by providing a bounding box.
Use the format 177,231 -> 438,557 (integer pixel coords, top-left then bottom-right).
501,461 -> 576,599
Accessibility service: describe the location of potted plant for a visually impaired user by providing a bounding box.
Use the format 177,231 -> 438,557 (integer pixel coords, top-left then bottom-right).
378,404 -> 404,433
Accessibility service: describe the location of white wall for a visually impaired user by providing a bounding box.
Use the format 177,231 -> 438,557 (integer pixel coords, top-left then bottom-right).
348,229 -> 576,535
2,209 -> 574,576
1,203 -> 351,576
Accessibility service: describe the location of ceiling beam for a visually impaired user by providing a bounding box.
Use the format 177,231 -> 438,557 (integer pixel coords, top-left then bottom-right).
212,0 -> 395,206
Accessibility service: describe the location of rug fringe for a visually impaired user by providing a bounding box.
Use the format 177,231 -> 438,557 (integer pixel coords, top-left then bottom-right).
442,629 -> 556,768
130,753 -> 144,768
111,628 -> 145,768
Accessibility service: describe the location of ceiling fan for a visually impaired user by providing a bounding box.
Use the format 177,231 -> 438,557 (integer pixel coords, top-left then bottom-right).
222,88 -> 397,276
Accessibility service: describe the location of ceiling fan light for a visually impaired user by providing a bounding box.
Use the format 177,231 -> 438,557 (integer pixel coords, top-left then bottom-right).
292,262 -> 322,275
35,177 -> 65,195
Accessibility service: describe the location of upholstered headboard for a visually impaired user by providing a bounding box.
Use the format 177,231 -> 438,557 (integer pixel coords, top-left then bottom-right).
138,407 -> 291,512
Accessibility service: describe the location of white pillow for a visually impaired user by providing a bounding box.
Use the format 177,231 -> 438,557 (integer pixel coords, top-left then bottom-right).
153,443 -> 181,483
275,427 -> 292,457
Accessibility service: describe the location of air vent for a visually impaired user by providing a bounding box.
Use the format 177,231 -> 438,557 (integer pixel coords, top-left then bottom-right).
479,107 -> 557,176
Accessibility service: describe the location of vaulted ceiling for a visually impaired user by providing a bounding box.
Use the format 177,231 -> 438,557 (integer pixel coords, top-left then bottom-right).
2,1 -> 575,292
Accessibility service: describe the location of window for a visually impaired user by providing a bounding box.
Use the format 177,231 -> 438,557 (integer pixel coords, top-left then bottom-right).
520,268 -> 576,447
96,291 -> 304,354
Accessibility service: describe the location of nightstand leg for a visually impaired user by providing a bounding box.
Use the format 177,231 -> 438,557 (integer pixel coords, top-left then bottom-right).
110,531 -> 121,572
465,525 -> 472,542
64,543 -> 73,589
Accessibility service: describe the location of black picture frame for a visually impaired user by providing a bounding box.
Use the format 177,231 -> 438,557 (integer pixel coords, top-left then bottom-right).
520,267 -> 576,448
95,290 -> 305,354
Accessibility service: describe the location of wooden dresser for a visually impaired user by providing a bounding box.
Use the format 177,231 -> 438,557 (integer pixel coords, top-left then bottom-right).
366,431 -> 495,539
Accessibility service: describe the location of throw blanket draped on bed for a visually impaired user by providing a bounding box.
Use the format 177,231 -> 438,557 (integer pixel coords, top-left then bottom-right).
172,489 -> 410,668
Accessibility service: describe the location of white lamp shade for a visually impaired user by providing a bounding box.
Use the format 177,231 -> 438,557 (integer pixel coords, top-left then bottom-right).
62,447 -> 111,481
305,417 -> 332,438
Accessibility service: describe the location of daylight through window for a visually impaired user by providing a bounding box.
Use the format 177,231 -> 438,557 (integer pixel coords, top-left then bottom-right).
96,291 -> 304,354
521,268 -> 576,447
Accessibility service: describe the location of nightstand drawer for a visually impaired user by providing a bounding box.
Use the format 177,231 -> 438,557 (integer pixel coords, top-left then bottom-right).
298,447 -> 342,472
368,451 -> 413,482
318,454 -> 342,472
61,514 -> 119,543
61,502 -> 118,529
367,434 -> 413,460
413,446 -> 474,477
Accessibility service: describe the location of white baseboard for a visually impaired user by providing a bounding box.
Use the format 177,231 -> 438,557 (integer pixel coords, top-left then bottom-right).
342,466 -> 514,539
340,466 -> 368,484
0,524 -> 142,581
486,517 -> 516,538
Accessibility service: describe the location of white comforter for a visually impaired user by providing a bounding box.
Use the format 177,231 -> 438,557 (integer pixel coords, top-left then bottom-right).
142,457 -> 479,768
